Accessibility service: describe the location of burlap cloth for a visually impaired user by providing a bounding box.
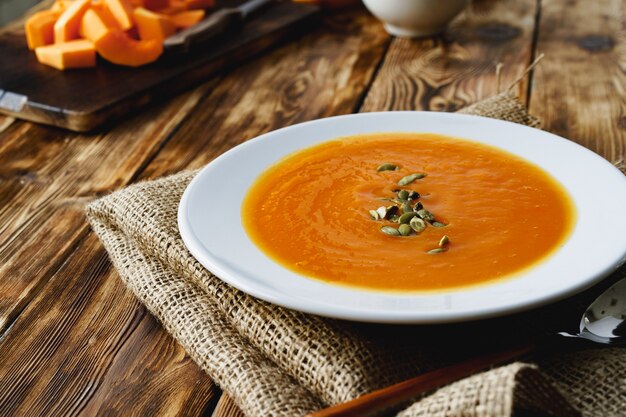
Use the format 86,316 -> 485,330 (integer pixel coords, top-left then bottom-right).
87,92 -> 625,417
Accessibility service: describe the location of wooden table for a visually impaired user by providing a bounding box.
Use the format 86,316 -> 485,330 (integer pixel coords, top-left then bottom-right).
0,1 -> 623,416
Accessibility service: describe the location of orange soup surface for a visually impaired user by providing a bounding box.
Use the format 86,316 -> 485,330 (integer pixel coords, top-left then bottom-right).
242,133 -> 575,292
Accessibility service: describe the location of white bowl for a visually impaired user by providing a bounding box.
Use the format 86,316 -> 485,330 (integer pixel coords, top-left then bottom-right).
179,112 -> 626,323
362,0 -> 469,38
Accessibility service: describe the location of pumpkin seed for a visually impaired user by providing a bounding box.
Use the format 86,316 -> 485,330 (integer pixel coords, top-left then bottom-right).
381,226 -> 400,236
376,206 -> 387,218
389,214 -> 400,222
397,189 -> 409,201
385,205 -> 399,219
409,217 -> 427,233
401,202 -> 413,213
414,202 -> 423,211
407,191 -> 420,200
398,224 -> 412,236
377,163 -> 398,172
438,235 -> 450,247
427,248 -> 447,255
399,212 -> 417,224
416,209 -> 435,221
398,173 -> 426,186
369,210 -> 380,220
432,221 -> 446,228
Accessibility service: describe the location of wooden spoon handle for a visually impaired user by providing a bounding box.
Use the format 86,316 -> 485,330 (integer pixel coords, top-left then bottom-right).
306,343 -> 536,417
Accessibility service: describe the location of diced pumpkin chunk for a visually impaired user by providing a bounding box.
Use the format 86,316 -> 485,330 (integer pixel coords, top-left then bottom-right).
80,7 -> 119,43
91,1 -> 122,26
25,10 -> 59,50
54,0 -> 91,43
132,7 -> 175,41
35,39 -> 96,70
170,9 -> 204,29
103,0 -> 135,30
94,29 -> 163,67
184,0 -> 215,10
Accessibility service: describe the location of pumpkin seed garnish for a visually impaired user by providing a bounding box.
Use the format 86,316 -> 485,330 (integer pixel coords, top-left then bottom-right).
427,248 -> 447,255
381,226 -> 400,236
398,173 -> 426,186
399,212 -> 417,224
385,205 -> 399,219
377,163 -> 398,172
369,165 -> 449,243
416,209 -> 435,221
407,191 -> 420,200
398,224 -> 412,236
409,217 -> 427,233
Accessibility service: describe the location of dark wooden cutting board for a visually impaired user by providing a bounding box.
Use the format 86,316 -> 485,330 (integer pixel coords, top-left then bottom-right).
0,1 -> 319,132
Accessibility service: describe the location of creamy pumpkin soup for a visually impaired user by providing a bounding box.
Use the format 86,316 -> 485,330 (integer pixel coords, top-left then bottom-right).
242,133 -> 575,291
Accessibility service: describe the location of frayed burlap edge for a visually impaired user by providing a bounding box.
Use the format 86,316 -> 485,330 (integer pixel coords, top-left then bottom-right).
396,363 -> 580,417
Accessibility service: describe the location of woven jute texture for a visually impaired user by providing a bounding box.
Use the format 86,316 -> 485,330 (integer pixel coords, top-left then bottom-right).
87,92 -> 625,417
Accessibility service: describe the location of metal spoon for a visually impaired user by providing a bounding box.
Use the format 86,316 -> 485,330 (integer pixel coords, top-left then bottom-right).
559,277 -> 626,344
308,277 -> 626,417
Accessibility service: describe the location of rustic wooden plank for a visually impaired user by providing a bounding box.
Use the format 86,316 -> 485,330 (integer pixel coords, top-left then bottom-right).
361,0 -> 539,112
528,0 -> 625,160
0,8 -> 390,417
211,395 -> 246,417
140,9 -> 390,177
0,234 -> 217,417
0,83 -> 211,335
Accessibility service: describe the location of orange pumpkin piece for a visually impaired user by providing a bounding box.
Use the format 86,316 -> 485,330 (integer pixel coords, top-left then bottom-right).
170,9 -> 205,28
35,39 -> 96,70
92,1 -> 122,26
53,0 -> 91,43
50,0 -> 74,13
184,0 -> 215,10
25,10 -> 59,50
132,7 -> 176,41
103,0 -> 135,30
94,29 -> 163,67
80,7 -> 119,42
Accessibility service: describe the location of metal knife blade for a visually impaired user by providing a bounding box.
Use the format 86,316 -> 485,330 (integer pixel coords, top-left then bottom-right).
164,0 -> 276,53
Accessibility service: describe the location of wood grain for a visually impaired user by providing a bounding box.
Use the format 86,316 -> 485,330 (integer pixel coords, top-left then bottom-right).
0,234 -> 217,417
528,0 -> 625,160
0,8 -> 389,417
211,395 -> 246,417
0,85 -> 210,336
140,9 -> 389,179
361,0 -> 539,112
